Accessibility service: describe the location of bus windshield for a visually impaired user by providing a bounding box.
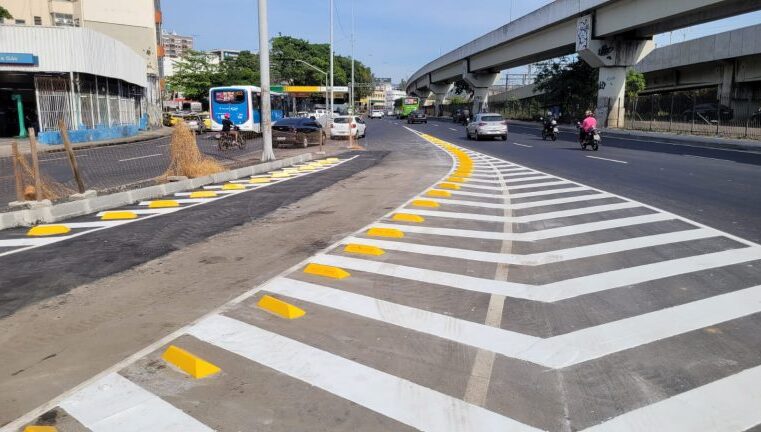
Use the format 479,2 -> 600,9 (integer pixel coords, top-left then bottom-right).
213,90 -> 245,104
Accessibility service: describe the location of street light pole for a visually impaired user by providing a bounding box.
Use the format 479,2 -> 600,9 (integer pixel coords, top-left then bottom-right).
329,0 -> 334,118
351,0 -> 355,114
258,0 -> 275,161
294,59 -> 329,121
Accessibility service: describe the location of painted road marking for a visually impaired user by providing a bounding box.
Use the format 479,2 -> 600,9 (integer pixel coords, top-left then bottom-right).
96,209 -> 180,216
138,198 -> 213,206
187,314 -> 540,432
428,193 -> 612,210
40,155 -> 88,163
682,154 -> 733,163
586,156 -> 628,164
117,154 -> 163,163
401,202 -> 643,223
509,186 -> 587,198
59,373 -> 212,432
449,128 -> 458,131
0,238 -> 61,248
512,143 -> 533,148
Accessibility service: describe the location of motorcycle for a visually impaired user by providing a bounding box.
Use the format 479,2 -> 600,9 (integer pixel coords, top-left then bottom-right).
576,122 -> 601,151
542,119 -> 559,141
218,126 -> 246,151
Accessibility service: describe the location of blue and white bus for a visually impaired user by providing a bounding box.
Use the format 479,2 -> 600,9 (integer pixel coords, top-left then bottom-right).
209,85 -> 287,133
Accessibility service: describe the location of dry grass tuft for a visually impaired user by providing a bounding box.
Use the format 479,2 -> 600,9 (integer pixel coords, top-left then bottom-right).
162,123 -> 224,179
12,148 -> 73,200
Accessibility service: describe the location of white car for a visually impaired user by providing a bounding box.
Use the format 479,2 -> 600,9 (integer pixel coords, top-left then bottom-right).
330,115 -> 366,139
466,113 -> 508,141
370,110 -> 384,119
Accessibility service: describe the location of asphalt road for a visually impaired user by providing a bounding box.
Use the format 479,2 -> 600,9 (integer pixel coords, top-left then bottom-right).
2,119 -> 761,431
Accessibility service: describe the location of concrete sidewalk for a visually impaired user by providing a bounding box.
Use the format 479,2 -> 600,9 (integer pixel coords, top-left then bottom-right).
0,127 -> 174,157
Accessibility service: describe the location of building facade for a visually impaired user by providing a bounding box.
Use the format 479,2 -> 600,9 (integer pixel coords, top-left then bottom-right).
162,30 -> 193,59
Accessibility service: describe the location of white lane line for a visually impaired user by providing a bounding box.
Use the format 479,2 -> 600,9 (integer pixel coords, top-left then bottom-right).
138,198 -> 217,205
118,153 -> 163,163
40,155 -> 89,163
512,143 -> 533,148
311,247 -> 761,302
60,373 -> 212,432
430,193 -> 613,210
448,127 -> 458,131
402,202 -> 642,223
585,155 -> 628,164
187,314 -> 539,432
509,186 -> 588,198
375,213 -> 675,241
61,221 -> 133,229
431,123 -> 439,127
586,363 -> 761,432
95,208 -> 180,216
345,229 -> 716,266
0,238 -> 61,247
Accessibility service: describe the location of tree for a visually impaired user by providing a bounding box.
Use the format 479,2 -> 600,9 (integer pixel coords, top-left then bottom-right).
453,78 -> 472,96
534,59 -> 598,119
449,95 -> 468,105
625,69 -> 646,101
166,50 -> 221,102
0,6 -> 12,20
219,51 -> 260,86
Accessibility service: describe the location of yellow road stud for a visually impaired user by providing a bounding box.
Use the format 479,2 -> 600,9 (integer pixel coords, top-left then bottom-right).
222,183 -> 245,190
249,178 -> 271,184
411,199 -> 440,208
447,176 -> 467,183
344,243 -> 385,256
161,345 -> 221,379
148,200 -> 179,208
304,263 -> 351,279
257,294 -> 306,319
100,211 -> 138,220
367,227 -> 405,238
27,225 -> 71,237
392,213 -> 425,223
189,191 -> 218,198
437,183 -> 461,190
24,427 -> 57,432
426,189 -> 451,198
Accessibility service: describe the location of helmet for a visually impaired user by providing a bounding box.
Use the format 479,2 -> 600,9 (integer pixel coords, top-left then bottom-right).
224,113 -> 230,119
585,110 -> 593,117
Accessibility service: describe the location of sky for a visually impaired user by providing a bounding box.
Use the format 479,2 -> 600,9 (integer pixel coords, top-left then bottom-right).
162,0 -> 761,84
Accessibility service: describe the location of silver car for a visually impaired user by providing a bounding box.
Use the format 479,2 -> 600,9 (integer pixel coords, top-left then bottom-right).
466,113 -> 507,141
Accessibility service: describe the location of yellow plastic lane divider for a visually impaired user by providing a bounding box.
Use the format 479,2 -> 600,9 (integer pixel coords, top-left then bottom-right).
222,183 -> 246,190
257,294 -> 306,319
148,200 -> 180,208
304,263 -> 351,279
426,189 -> 451,198
161,345 -> 221,379
367,227 -> 405,238
189,191 -> 218,198
392,213 -> 425,223
411,199 -> 440,208
437,183 -> 461,190
23,427 -> 57,432
344,243 -> 385,256
100,211 -> 138,220
27,225 -> 71,237
249,177 -> 271,184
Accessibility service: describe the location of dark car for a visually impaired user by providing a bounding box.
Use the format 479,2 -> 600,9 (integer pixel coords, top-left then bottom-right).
272,117 -> 326,148
681,103 -> 734,122
407,111 -> 427,124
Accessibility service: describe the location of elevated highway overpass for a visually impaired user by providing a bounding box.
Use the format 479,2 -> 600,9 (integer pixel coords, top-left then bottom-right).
405,0 -> 761,127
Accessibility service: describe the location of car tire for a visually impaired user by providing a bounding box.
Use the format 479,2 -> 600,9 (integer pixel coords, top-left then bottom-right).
501,135 -> 507,141
475,132 -> 481,141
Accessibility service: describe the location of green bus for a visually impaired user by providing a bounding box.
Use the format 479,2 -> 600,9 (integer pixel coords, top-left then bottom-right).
394,96 -> 419,118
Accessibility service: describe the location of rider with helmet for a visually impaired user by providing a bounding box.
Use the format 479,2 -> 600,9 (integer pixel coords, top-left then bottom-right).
579,110 -> 597,143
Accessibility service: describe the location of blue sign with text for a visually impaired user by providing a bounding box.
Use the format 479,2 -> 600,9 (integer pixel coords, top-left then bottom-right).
0,53 -> 38,65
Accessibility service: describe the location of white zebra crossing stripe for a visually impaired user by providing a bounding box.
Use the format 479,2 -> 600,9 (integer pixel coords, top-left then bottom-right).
431,193 -> 614,210
60,373 -> 213,432
187,314 -> 541,432
509,186 -> 588,198
0,238 -> 62,247
96,208 -> 180,216
344,229 -> 717,265
401,202 -> 643,223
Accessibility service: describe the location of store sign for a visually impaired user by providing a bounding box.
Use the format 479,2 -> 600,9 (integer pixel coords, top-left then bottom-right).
0,52 -> 38,65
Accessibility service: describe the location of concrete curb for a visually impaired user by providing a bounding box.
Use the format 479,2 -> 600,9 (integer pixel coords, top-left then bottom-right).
0,153 -> 315,230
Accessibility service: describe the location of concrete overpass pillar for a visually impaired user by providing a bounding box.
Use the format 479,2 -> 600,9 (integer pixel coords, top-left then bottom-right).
429,82 -> 452,117
462,72 -> 498,113
576,14 -> 654,128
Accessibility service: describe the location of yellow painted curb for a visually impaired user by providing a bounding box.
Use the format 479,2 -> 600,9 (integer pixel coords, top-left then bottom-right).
367,227 -> 405,238
24,427 -> 57,432
189,191 -> 218,198
148,200 -> 179,208
161,345 -> 221,379
411,199 -> 440,208
100,211 -> 138,220
426,189 -> 451,198
344,243 -> 385,256
392,213 -> 425,223
452,171 -> 471,177
222,183 -> 246,190
447,176 -> 467,183
249,178 -> 271,184
304,263 -> 351,279
437,182 -> 461,190
257,294 -> 306,319
27,225 -> 71,237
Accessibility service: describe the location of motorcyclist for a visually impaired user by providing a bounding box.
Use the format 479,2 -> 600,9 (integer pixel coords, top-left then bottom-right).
579,110 -> 597,143
543,111 -> 556,133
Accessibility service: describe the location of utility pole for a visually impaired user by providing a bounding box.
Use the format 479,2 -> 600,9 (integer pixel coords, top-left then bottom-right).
329,0 -> 334,118
351,0 -> 355,113
259,0 -> 275,161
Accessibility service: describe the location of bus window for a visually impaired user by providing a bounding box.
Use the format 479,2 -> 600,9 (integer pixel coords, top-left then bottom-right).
214,90 -> 245,104
250,90 -> 260,109
271,95 -> 283,111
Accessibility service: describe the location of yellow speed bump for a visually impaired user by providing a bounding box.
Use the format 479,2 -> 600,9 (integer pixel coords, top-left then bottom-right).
161,345 -> 220,379
367,227 -> 405,238
24,427 -> 57,432
392,213 -> 425,223
222,183 -> 245,190
27,225 -> 71,237
257,294 -> 306,319
100,211 -> 138,220
344,243 -> 385,256
189,191 -> 218,198
411,199 -> 440,208
437,182 -> 461,190
304,263 -> 351,279
426,189 -> 451,198
249,177 -> 271,184
148,200 -> 179,208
